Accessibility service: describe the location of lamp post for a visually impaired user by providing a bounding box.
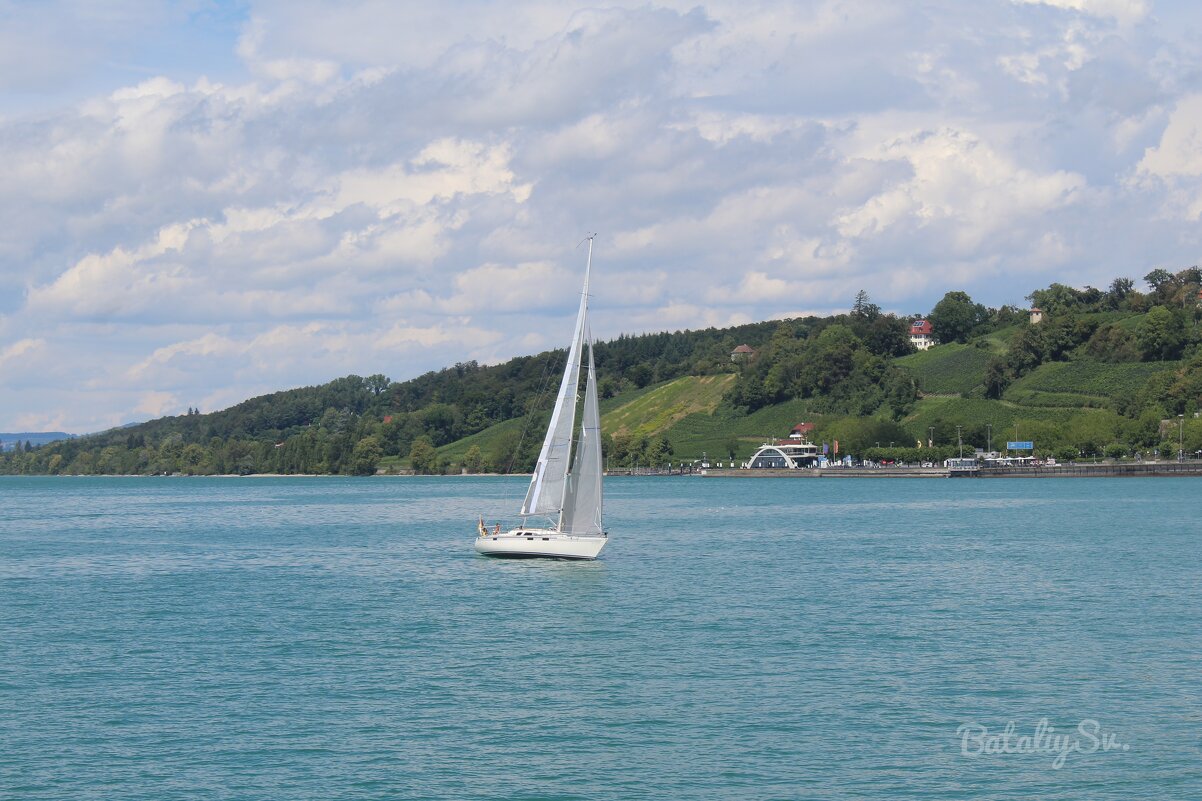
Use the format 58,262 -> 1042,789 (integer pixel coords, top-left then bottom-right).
1179,415 -> 1185,462
957,425 -> 964,458
986,423 -> 992,455
928,426 -> 934,449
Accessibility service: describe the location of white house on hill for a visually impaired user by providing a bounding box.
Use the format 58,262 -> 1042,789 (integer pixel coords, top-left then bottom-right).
909,319 -> 934,350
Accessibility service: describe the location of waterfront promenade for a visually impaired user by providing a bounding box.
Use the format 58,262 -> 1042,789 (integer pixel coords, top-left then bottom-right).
695,460 -> 1202,478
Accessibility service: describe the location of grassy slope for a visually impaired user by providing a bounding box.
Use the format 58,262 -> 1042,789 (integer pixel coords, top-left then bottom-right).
895,343 -> 994,395
602,374 -> 735,438
1004,360 -> 1177,408
905,396 -> 1086,430
659,398 -> 816,461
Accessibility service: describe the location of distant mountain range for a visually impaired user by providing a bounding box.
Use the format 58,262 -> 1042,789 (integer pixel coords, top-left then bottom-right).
0,432 -> 73,451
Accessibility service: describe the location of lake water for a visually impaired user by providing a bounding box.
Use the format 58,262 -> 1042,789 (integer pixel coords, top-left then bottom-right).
1,475 -> 1199,800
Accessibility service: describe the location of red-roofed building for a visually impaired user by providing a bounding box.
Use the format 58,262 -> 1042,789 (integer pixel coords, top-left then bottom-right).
731,343 -> 757,363
789,423 -> 814,439
909,319 -> 934,350
1030,307 -> 1044,325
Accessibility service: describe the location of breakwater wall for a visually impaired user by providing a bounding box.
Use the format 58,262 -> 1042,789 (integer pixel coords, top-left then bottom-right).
966,461 -> 1202,478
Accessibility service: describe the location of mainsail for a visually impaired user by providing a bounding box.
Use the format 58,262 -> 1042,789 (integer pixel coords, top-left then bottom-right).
560,337 -> 603,536
521,238 -> 594,519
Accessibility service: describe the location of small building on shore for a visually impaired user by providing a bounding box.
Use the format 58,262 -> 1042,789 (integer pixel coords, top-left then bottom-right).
746,426 -> 820,468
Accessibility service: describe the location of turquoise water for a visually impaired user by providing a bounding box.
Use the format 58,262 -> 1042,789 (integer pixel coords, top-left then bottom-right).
1,475 -> 1199,800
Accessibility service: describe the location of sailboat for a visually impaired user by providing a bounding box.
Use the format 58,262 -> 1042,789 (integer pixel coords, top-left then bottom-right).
474,236 -> 607,560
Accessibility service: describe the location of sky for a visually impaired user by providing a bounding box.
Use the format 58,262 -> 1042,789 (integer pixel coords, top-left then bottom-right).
2,0 -> 1202,433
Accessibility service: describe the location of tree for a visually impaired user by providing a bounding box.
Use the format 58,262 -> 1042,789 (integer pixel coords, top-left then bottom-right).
983,358 -> 1011,399
724,437 -> 740,460
865,316 -> 913,357
1144,268 -> 1174,294
365,374 -> 391,396
463,444 -> 484,474
650,437 -> 674,466
1136,307 -> 1186,361
348,435 -> 383,475
1028,283 -> 1086,315
408,436 -> 438,474
929,291 -> 987,344
1084,324 -> 1139,362
852,290 -> 881,321
1107,277 -> 1135,308
627,363 -> 653,388
180,443 -> 208,475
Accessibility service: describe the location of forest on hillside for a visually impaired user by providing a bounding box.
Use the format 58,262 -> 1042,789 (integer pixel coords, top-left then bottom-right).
4,267 -> 1201,476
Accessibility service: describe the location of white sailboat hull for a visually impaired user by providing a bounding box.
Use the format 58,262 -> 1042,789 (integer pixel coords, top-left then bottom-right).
475,528 -> 607,560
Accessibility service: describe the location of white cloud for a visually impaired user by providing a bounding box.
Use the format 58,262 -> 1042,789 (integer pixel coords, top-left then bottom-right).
0,338 -> 48,371
834,127 -> 1085,252
1012,0 -> 1148,26
134,390 -> 180,419
1137,94 -> 1202,179
2,0 -> 1201,432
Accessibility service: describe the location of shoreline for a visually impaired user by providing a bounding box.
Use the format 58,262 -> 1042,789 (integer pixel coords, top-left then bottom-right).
700,461 -> 1202,478
12,461 -> 1202,479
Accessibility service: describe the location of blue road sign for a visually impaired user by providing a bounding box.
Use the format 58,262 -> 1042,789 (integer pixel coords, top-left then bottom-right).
1007,441 -> 1034,450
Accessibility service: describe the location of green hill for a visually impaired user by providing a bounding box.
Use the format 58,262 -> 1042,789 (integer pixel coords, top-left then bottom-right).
9,271 -> 1202,476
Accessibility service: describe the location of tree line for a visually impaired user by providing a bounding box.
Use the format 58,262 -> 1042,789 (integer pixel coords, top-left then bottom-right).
4,269 -> 1200,476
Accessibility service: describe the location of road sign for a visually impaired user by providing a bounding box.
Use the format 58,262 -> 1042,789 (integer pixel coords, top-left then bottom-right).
1007,441 -> 1034,450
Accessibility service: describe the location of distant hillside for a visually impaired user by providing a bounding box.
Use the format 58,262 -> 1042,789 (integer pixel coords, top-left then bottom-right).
0,432 -> 72,451
6,269 -> 1202,475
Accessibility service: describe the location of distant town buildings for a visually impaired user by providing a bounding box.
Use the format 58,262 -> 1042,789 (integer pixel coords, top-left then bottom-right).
909,319 -> 934,350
